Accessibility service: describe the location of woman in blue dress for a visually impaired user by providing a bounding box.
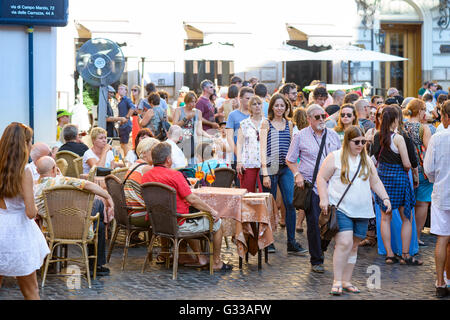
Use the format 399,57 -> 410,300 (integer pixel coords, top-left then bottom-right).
403,98 -> 433,247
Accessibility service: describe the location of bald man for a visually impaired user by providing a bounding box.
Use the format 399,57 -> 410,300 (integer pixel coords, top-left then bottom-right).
355,99 -> 375,133
34,156 -> 113,276
26,142 -> 52,182
166,125 -> 188,168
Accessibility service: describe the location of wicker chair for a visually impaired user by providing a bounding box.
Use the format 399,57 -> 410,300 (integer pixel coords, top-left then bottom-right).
105,174 -> 152,270
211,167 -> 236,188
73,157 -> 84,178
111,167 -> 129,182
55,151 -> 81,178
87,165 -> 97,182
40,185 -> 99,288
55,158 -> 68,176
141,182 -> 214,280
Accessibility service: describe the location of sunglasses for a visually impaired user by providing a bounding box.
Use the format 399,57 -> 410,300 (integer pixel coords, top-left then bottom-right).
351,139 -> 366,146
341,113 -> 353,118
131,89 -> 138,92
314,114 -> 327,121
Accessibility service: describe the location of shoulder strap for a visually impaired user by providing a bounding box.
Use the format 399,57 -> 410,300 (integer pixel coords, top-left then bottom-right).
336,160 -> 362,208
311,129 -> 327,185
419,123 -> 424,142
122,162 -> 147,185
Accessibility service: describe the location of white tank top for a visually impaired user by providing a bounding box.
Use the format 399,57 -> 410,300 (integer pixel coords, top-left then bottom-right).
390,132 -> 399,154
327,149 -> 375,219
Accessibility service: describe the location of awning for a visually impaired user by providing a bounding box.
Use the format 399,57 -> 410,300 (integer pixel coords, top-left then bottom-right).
75,20 -> 141,44
286,23 -> 353,47
183,21 -> 252,43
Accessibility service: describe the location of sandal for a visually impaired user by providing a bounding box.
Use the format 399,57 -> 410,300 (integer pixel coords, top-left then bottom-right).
400,254 -> 423,266
330,284 -> 343,296
155,254 -> 167,265
385,256 -> 399,264
214,263 -> 233,271
343,285 -> 360,294
359,236 -> 377,247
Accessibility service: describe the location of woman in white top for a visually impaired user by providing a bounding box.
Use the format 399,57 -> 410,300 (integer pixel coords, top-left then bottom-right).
83,127 -> 118,174
0,122 -> 49,300
317,125 -> 391,296
236,96 -> 264,192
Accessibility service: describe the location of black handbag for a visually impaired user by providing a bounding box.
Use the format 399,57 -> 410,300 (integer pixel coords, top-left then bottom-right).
96,167 -> 112,177
319,160 -> 362,241
293,130 -> 327,212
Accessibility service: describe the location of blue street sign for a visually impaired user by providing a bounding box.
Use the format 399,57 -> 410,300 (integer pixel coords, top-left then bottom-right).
0,0 -> 68,27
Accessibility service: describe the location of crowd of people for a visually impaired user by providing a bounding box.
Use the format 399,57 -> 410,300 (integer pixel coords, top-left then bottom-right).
0,76 -> 449,299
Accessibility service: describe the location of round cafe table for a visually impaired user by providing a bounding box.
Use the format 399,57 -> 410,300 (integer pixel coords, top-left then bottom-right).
192,187 -> 278,268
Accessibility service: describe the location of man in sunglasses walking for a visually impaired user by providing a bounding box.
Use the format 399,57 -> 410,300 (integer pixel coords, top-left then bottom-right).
286,104 -> 341,273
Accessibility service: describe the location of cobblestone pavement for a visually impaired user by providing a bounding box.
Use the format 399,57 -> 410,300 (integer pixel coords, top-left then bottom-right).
0,226 -> 447,300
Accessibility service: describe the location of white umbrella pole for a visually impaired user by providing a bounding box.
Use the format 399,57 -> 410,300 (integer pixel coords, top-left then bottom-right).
214,62 -> 218,87
141,57 -> 145,99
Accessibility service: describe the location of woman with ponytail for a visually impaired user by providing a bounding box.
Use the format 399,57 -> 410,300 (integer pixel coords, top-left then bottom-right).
370,106 -> 422,266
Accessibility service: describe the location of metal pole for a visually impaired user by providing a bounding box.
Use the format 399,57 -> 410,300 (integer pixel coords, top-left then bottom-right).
141,57 -> 145,98
348,60 -> 352,84
371,28 -> 374,92
27,26 -> 34,131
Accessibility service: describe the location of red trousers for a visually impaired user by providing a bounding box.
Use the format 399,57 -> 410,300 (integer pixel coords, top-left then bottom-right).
238,168 -> 262,193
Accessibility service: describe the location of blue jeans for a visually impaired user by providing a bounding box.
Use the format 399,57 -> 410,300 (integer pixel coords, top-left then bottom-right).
260,165 -> 296,244
88,199 -> 106,266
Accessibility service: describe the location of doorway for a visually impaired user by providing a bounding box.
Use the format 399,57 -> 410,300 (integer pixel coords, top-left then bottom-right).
380,23 -> 422,98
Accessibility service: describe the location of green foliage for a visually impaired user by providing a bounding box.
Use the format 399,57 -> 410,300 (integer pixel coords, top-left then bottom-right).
83,82 -> 98,111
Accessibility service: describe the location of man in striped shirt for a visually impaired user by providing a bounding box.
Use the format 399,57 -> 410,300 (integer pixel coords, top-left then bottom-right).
286,104 -> 341,273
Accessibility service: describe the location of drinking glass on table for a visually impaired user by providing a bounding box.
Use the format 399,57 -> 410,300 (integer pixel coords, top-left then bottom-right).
206,173 -> 215,186
195,170 -> 205,181
113,147 -> 120,162
187,177 -> 199,189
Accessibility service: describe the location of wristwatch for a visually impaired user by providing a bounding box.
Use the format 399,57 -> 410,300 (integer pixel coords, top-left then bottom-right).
294,172 -> 300,178
182,117 -> 188,123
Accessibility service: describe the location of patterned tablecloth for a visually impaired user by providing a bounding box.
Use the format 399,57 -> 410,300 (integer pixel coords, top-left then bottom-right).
79,173 -> 106,189
192,187 -> 278,258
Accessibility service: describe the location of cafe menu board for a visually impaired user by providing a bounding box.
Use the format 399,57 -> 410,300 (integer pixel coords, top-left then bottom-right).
0,0 -> 68,26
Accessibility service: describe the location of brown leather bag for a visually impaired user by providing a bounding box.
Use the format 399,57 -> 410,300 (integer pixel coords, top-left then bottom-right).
319,160 -> 361,241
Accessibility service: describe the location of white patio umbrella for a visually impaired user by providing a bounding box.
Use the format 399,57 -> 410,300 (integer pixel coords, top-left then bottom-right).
312,45 -> 408,84
246,43 -> 317,83
184,42 -> 237,61
184,42 -> 237,85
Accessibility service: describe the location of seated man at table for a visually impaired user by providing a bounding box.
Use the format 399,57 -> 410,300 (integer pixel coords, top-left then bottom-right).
142,142 -> 232,271
34,156 -> 114,276
58,124 -> 89,157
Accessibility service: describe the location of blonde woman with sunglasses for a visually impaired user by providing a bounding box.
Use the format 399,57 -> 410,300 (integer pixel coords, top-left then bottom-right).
317,125 -> 390,295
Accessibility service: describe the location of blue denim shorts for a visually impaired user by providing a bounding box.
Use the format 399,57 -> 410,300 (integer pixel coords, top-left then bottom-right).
118,125 -> 132,143
336,210 -> 369,239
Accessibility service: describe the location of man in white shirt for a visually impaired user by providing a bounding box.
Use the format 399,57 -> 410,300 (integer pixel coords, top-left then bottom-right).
424,100 -> 450,298
166,125 -> 188,169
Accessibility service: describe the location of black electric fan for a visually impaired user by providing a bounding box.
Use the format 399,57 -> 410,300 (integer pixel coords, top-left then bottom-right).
76,38 -> 125,129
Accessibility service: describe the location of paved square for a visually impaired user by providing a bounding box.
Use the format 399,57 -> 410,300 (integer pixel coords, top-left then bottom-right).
0,227 -> 447,300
